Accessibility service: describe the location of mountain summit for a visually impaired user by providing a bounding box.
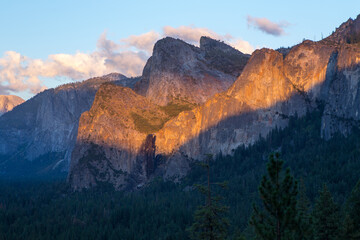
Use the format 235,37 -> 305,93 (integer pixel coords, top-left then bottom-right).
323,14 -> 360,44
134,37 -> 250,105
0,95 -> 24,116
69,17 -> 360,190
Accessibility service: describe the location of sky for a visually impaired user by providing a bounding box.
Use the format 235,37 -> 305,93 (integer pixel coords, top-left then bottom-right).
0,0 -> 358,100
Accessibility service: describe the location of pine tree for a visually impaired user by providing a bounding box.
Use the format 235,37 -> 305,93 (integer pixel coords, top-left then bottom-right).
294,179 -> 313,240
312,184 -> 341,240
342,214 -> 357,240
250,152 -> 298,240
342,180 -> 360,239
187,154 -> 229,240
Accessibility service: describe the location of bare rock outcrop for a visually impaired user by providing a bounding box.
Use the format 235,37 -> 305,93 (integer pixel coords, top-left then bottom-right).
69,16 -> 360,189
69,84 -> 173,190
134,37 -> 250,106
0,95 -> 24,116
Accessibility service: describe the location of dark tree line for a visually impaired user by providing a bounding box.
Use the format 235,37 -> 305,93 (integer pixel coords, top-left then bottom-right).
247,152 -> 360,240
0,109 -> 360,239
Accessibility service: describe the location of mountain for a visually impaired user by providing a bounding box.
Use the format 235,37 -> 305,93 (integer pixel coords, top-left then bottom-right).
0,95 -> 24,116
0,73 -> 139,177
69,84 -> 171,189
69,37 -> 250,189
134,36 -> 250,106
322,14 -> 360,45
69,15 -> 360,190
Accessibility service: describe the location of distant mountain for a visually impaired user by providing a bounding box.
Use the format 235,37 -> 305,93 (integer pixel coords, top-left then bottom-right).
0,73 -> 140,177
69,15 -> 360,190
134,36 -> 250,106
0,95 -> 24,116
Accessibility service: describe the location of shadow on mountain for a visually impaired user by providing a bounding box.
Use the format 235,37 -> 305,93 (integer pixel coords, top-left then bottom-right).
68,44 -> 360,190
0,74 -> 140,179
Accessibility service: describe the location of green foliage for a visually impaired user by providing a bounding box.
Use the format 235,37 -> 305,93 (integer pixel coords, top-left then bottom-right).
160,100 -> 196,118
131,99 -> 196,133
187,155 -> 229,240
312,185 -> 341,240
295,179 -> 313,240
0,179 -> 197,240
130,112 -> 165,134
1,109 -> 360,239
250,153 -> 298,240
342,180 -> 360,239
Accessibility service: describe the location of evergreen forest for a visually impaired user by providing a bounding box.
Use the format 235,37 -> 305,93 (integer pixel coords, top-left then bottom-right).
1,108 -> 360,239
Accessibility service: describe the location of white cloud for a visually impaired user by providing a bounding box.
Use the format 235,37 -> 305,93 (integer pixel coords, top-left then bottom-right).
247,15 -> 289,36
163,25 -> 223,45
0,26 -> 255,96
229,39 -> 254,54
0,32 -> 148,95
0,51 -> 47,94
121,31 -> 160,54
163,25 -> 254,54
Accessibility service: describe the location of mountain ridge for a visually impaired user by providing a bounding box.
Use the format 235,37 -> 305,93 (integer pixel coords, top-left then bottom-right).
69,18 -> 360,189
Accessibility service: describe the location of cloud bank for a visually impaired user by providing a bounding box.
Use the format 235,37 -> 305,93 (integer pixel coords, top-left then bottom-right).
247,16 -> 289,36
0,26 -> 254,96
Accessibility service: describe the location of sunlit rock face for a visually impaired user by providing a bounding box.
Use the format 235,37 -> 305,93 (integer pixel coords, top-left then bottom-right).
70,41 -> 339,188
134,36 -> 250,106
155,46 -> 323,178
0,73 -> 139,176
70,37 -> 250,189
69,15 -> 360,190
0,95 -> 24,116
157,38 -> 360,179
69,84 -> 171,190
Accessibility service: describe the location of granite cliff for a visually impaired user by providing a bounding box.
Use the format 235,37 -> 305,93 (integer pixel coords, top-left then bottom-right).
69,84 -> 171,189
69,37 -> 250,189
0,95 -> 24,116
69,15 -> 360,189
134,36 -> 250,105
0,73 -> 139,177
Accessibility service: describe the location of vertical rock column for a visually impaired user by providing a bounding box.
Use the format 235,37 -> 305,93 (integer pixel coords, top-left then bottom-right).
143,134 -> 156,178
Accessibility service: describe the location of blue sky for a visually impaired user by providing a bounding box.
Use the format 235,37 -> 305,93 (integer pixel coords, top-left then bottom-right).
0,0 -> 358,99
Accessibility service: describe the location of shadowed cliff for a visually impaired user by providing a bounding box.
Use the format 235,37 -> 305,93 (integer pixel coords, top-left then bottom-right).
0,73 -> 140,177
69,24 -> 360,190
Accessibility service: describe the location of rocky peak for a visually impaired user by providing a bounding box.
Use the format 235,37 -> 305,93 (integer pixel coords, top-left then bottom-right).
69,15 -> 360,190
152,37 -> 201,64
200,36 -> 250,76
134,36 -> 249,106
323,14 -> 360,45
101,72 -> 127,81
200,36 -> 238,54
0,95 -> 24,116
